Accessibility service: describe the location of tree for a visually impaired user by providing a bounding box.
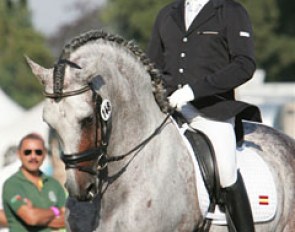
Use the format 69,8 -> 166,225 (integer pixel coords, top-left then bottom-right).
102,0 -> 295,82
0,0 -> 53,108
102,0 -> 172,48
240,0 -> 295,82
48,4 -> 104,59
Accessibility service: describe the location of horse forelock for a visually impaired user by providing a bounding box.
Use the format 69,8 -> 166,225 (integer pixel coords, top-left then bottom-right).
53,61 -> 66,96
55,30 -> 170,113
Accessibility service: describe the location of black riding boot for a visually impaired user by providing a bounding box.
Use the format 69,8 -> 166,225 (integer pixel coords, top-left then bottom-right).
224,171 -> 255,232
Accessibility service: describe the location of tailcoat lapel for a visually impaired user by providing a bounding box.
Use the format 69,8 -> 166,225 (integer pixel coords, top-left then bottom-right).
170,0 -> 222,35
187,0 -> 215,34
170,0 -> 186,33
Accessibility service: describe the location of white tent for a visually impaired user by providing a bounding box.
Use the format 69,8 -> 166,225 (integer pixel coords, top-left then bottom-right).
0,88 -> 24,128
0,101 -> 49,167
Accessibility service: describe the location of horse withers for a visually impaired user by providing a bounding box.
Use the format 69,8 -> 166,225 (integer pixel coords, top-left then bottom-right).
27,30 -> 295,232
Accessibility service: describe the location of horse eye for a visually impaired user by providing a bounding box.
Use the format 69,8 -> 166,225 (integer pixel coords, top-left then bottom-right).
80,116 -> 94,127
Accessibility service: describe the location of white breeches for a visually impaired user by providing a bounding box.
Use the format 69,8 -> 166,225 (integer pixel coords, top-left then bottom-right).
179,103 -> 238,188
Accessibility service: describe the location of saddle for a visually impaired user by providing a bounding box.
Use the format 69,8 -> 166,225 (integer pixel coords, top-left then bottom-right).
177,121 -> 277,226
184,127 -> 222,213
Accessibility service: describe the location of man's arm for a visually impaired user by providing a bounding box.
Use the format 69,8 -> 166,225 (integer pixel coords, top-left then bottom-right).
196,4 -> 256,97
0,209 -> 8,227
17,199 -> 64,228
47,207 -> 65,229
17,204 -> 55,226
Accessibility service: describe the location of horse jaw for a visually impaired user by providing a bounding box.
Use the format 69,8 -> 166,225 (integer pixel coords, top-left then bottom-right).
25,55 -> 53,87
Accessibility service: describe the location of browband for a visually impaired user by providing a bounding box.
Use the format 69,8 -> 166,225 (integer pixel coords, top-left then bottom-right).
43,85 -> 91,98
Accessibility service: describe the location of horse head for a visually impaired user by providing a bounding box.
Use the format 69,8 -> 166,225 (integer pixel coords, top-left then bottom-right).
27,30 -> 169,201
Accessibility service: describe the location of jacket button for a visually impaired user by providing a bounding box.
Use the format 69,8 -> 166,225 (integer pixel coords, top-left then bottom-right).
179,68 -> 184,74
183,37 -> 188,42
180,53 -> 186,58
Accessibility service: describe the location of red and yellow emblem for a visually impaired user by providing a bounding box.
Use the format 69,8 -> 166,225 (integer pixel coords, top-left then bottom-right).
259,195 -> 269,205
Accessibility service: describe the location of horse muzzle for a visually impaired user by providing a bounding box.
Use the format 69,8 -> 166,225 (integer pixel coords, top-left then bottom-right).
64,168 -> 98,201
61,148 -> 103,201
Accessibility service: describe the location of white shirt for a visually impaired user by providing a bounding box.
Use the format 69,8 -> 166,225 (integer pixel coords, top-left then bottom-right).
185,0 -> 210,30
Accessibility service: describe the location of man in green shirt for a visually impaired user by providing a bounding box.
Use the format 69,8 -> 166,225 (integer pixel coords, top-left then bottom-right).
2,133 -> 66,232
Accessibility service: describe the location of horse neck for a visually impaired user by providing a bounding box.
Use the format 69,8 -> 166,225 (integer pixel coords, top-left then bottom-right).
108,83 -> 165,159
90,43 -> 166,157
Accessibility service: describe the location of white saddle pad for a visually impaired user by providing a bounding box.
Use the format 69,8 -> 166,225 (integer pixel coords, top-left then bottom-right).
177,123 -> 277,225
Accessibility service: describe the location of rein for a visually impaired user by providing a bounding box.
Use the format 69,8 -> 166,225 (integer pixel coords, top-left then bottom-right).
44,84 -> 171,178
107,113 -> 171,163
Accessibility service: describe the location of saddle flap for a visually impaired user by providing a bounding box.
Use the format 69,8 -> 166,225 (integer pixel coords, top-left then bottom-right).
199,145 -> 277,225
184,129 -> 220,202
175,120 -> 277,225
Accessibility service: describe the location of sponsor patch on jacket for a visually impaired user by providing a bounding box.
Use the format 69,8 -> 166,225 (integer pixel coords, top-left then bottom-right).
239,31 -> 250,37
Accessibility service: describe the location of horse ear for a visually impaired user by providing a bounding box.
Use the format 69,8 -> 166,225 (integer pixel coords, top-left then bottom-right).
25,55 -> 53,86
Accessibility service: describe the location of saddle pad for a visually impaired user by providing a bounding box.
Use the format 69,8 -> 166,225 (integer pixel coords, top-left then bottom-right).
176,123 -> 277,225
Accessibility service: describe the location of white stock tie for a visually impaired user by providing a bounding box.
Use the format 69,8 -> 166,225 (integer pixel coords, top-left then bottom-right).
185,0 -> 209,30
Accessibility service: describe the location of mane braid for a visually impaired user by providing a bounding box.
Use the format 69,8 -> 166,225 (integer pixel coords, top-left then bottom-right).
57,30 -> 170,113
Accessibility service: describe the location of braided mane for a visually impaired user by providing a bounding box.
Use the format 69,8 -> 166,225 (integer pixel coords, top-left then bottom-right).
53,30 -> 170,113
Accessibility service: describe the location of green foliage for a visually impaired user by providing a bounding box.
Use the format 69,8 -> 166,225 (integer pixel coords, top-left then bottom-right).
0,0 -> 53,108
102,0 -> 295,82
102,0 -> 172,48
240,0 -> 295,81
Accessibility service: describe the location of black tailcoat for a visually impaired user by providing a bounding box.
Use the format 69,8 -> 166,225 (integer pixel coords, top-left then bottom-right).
147,0 -> 261,140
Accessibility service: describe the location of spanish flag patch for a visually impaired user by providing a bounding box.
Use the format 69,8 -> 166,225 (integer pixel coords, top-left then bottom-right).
259,195 -> 269,205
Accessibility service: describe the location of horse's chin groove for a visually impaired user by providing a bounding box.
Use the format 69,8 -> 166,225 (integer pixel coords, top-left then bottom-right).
77,194 -> 91,202
75,192 -> 96,202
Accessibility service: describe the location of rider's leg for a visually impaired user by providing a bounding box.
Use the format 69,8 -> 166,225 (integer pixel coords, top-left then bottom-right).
181,103 -> 254,232
224,170 -> 254,232
189,115 -> 238,186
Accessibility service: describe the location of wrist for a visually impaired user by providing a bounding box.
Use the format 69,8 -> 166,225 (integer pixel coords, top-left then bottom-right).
182,84 -> 194,101
50,206 -> 60,217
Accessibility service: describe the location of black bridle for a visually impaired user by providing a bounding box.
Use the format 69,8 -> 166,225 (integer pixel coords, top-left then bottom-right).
44,83 -> 171,179
45,84 -> 111,176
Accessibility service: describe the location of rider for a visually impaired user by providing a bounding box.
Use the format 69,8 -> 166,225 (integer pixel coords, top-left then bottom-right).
148,0 -> 261,231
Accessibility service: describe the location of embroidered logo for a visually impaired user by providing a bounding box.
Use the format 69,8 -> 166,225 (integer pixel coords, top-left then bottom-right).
10,195 -> 22,203
239,31 -> 250,37
259,195 -> 269,205
48,191 -> 57,203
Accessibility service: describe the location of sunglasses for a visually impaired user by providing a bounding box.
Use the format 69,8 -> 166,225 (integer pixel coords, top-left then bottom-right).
23,149 -> 44,156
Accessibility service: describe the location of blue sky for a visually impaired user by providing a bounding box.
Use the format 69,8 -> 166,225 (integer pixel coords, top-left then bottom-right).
28,0 -> 105,36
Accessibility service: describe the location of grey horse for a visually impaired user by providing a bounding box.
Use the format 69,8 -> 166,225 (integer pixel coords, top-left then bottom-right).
27,30 -> 295,232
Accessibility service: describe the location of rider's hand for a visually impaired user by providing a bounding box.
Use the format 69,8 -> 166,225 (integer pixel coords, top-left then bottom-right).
168,84 -> 194,109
